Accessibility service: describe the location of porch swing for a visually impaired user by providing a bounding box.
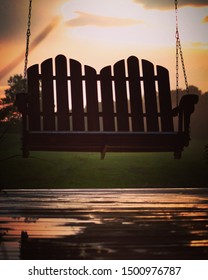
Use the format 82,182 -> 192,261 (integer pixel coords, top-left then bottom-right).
16,0 -> 198,159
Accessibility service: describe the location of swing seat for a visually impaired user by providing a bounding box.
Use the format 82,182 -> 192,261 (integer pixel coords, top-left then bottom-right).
16,55 -> 198,159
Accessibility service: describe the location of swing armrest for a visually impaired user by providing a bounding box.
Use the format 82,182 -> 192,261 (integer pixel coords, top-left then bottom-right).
15,92 -> 28,114
173,94 -> 198,134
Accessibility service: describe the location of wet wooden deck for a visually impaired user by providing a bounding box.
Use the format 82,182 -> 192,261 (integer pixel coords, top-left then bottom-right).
0,188 -> 208,260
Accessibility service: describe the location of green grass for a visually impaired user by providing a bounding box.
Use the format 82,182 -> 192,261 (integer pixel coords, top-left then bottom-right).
0,131 -> 207,188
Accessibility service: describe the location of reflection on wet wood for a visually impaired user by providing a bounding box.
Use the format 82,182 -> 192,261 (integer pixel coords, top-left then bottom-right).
0,188 -> 208,260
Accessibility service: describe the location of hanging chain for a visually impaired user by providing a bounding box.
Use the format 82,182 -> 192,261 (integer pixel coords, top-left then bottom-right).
24,0 -> 32,82
175,0 -> 189,106
175,0 -> 179,106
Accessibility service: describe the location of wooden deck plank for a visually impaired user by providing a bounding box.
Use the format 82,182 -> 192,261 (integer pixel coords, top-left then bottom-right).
0,188 -> 208,260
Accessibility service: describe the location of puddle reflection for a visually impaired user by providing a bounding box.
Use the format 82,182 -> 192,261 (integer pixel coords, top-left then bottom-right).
1,188 -> 208,260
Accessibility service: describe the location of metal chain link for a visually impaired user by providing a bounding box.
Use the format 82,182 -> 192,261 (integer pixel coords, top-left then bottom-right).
175,0 -> 179,106
24,0 -> 32,83
175,0 -> 189,106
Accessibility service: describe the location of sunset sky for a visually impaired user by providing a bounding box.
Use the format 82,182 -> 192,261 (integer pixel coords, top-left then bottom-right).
0,0 -> 208,97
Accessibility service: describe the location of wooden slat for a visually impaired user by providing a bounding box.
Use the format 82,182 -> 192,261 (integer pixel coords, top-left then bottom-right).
55,55 -> 70,131
142,60 -> 159,131
41,58 -> 55,131
70,59 -> 85,131
114,60 -> 129,131
157,65 -> 174,132
100,66 -> 115,131
27,64 -> 40,131
85,65 -> 99,131
127,56 -> 144,131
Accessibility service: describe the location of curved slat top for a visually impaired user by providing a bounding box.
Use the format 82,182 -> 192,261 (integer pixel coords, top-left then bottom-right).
70,57 -> 82,68
127,55 -> 138,62
41,58 -> 53,68
55,54 -> 67,61
156,64 -> 168,73
27,63 -> 39,73
141,59 -> 156,81
100,65 -> 111,76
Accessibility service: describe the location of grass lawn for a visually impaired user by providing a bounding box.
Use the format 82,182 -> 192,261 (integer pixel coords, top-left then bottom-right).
0,131 -> 207,188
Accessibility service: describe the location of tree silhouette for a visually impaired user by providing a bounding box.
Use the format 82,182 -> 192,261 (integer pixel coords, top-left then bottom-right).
0,74 -> 25,123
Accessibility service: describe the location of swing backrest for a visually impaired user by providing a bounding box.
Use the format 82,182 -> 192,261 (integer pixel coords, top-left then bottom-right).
27,55 -> 174,133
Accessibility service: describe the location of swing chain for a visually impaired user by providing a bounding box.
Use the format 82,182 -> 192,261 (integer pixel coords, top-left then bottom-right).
175,0 -> 189,106
24,0 -> 32,82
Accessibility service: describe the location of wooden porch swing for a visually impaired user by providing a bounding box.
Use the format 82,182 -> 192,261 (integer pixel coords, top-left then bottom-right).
16,0 -> 198,159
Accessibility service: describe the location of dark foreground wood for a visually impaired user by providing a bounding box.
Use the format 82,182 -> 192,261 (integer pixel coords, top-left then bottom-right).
0,188 -> 208,260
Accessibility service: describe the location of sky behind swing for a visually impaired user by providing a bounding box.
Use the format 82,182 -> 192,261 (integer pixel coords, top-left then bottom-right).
0,0 -> 208,97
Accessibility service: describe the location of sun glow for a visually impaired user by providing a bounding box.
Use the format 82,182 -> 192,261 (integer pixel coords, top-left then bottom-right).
0,0 -> 207,93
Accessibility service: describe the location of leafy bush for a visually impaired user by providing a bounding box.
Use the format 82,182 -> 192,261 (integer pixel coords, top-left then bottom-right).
0,74 -> 25,123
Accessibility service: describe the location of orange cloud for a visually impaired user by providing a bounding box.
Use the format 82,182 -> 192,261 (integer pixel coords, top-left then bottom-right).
192,42 -> 208,48
65,11 -> 143,27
